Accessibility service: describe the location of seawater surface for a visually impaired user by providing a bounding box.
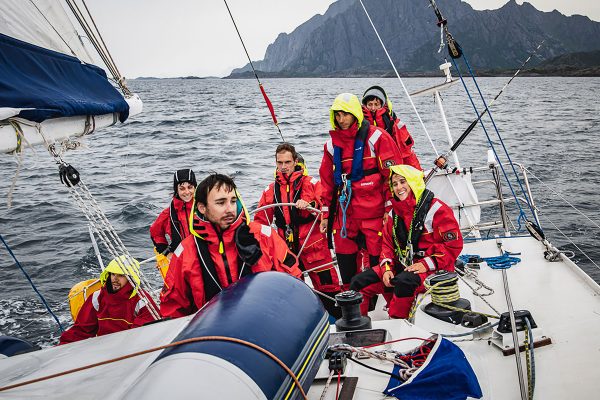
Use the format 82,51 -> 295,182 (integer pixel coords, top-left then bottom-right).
1,77 -> 599,345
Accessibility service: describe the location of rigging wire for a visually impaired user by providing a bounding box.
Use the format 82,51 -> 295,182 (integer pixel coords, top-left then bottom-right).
27,0 -> 79,59
538,210 -> 600,270
525,167 -> 600,230
223,0 -> 285,142
456,55 -> 540,226
0,233 -> 64,333
357,0 -> 439,157
63,0 -> 131,95
449,41 -> 545,153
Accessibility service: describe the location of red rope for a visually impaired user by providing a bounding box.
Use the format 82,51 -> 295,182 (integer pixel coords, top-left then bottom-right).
0,335 -> 307,399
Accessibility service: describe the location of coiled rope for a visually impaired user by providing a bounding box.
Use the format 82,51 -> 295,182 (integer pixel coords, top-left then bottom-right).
409,274 -> 500,321
459,252 -> 521,270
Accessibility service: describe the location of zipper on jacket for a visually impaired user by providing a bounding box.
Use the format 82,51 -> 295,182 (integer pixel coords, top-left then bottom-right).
215,230 -> 233,284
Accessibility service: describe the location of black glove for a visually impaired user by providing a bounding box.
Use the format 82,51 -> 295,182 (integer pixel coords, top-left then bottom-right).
154,243 -> 169,254
235,224 -> 262,266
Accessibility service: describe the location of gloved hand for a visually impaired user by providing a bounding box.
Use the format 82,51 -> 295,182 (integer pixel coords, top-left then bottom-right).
235,223 -> 262,266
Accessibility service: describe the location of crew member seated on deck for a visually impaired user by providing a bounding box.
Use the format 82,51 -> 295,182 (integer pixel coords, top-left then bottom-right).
255,143 -> 341,318
59,257 -> 157,344
319,93 -> 403,290
350,165 -> 463,319
362,86 -> 421,170
160,173 -> 302,318
150,168 -> 197,260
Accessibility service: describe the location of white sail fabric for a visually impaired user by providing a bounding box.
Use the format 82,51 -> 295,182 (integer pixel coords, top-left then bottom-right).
0,0 -> 95,64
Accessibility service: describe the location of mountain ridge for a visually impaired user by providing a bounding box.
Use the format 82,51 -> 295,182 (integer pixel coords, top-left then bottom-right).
229,0 -> 600,77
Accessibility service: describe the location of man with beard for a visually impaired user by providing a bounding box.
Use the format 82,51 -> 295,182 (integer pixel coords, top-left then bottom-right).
255,143 -> 341,318
160,173 -> 301,318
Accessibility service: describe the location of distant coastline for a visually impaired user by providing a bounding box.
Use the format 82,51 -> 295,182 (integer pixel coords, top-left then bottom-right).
133,66 -> 600,81
133,76 -> 220,80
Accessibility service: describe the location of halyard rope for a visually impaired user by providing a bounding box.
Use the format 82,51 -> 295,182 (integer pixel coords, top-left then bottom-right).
357,0 -> 439,157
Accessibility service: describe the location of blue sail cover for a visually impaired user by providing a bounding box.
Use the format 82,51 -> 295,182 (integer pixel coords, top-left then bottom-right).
0,32 -> 129,123
384,337 -> 483,400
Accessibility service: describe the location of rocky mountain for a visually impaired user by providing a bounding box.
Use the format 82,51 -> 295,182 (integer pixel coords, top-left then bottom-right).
524,50 -> 600,76
229,0 -> 600,77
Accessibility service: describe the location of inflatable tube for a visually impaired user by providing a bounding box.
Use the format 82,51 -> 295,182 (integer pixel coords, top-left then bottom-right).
0,336 -> 38,358
127,272 -> 330,400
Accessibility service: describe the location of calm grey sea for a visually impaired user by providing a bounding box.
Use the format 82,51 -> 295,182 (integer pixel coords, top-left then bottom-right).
1,76 -> 599,345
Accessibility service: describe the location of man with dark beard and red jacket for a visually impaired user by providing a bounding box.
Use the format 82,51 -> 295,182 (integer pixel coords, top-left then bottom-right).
350,165 -> 463,319
160,173 -> 302,318
319,93 -> 403,290
255,143 -> 341,317
362,86 -> 421,170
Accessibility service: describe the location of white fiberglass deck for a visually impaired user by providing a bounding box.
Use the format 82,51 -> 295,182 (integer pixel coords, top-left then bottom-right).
312,235 -> 600,399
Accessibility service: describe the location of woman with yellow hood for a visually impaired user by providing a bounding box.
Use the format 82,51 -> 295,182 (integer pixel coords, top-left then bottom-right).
60,256 -> 157,344
350,165 -> 463,319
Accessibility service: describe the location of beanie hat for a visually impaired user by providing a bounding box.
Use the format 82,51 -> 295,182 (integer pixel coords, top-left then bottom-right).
362,86 -> 387,106
173,169 -> 197,195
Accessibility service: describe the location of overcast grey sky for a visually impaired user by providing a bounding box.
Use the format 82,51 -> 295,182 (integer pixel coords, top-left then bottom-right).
86,1 -> 600,78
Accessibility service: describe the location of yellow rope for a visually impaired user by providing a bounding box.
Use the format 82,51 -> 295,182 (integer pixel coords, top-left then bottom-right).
409,275 -> 499,321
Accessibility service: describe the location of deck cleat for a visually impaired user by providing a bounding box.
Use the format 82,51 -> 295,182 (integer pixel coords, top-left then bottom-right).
490,310 -> 552,355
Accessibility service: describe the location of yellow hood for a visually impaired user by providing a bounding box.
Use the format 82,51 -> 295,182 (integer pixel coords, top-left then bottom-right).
100,255 -> 141,297
329,93 -> 364,129
389,165 -> 425,203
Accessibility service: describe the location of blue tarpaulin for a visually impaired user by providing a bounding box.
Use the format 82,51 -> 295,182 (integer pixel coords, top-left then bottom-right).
384,337 -> 483,400
0,32 -> 129,123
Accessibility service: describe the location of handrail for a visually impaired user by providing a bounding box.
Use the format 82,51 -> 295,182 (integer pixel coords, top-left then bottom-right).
434,161 -> 537,237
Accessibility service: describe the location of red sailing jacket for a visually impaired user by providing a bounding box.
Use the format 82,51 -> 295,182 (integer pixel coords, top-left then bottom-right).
319,121 -> 402,221
377,193 -> 463,279
255,169 -> 319,243
362,105 -> 422,170
160,213 -> 302,318
59,283 -> 156,344
150,197 -> 193,253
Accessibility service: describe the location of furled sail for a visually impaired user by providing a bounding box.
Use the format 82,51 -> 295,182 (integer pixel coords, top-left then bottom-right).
0,0 -> 141,153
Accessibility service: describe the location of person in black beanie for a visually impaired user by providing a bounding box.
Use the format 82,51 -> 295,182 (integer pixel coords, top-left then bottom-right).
150,169 -> 197,260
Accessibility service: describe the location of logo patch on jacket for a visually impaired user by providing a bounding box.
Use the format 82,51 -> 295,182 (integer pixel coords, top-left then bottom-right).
442,230 -> 458,242
384,159 -> 394,168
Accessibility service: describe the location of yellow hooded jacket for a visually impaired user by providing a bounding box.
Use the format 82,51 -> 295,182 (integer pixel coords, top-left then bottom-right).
329,93 -> 364,129
389,164 -> 426,203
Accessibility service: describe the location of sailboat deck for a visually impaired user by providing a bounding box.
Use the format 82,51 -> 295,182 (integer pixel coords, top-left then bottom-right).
339,235 -> 600,399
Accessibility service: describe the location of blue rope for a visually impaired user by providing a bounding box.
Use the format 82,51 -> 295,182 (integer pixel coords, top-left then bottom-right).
464,234 -> 530,242
460,55 -> 540,226
459,252 -> 521,269
450,56 -> 538,232
0,233 -> 64,332
339,183 -> 352,238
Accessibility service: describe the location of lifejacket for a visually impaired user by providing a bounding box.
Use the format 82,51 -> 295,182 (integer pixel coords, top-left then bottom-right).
192,235 -> 254,303
168,198 -> 192,252
327,119 -> 379,245
332,119 -> 378,186
392,189 -> 435,265
190,214 -> 260,304
273,169 -> 316,253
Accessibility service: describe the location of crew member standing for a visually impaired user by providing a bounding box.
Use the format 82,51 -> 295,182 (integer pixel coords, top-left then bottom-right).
319,93 -> 403,289
256,143 -> 341,317
362,86 -> 421,170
